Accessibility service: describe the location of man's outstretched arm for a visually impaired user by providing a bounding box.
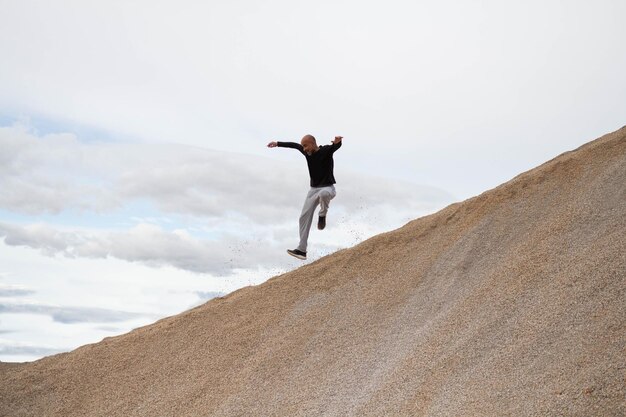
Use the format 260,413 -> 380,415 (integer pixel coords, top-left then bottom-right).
267,141 -> 305,152
330,136 -> 343,152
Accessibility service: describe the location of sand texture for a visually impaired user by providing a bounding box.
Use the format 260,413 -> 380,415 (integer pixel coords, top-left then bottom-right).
1,127 -> 625,416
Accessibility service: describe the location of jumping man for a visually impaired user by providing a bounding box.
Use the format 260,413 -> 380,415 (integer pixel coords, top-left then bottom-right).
267,134 -> 343,260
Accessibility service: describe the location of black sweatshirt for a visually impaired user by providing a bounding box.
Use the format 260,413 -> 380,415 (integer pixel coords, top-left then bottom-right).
277,141 -> 342,187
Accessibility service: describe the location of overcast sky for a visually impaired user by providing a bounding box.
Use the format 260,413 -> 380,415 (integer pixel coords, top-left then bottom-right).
1,0 -> 624,362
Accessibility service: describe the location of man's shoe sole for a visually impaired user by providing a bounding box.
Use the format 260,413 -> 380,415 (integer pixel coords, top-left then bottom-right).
317,216 -> 326,230
287,250 -> 306,260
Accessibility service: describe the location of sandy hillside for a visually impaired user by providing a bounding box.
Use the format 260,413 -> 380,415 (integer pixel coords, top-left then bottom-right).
1,127 -> 625,417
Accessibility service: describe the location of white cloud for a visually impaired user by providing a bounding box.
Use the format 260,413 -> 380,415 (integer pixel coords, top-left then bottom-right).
0,123 -> 453,275
0,222 -> 282,275
1,1 -> 624,198
0,125 -> 120,214
0,124 -> 450,219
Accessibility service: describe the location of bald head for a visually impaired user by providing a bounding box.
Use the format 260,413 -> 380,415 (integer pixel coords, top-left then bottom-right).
300,134 -> 319,155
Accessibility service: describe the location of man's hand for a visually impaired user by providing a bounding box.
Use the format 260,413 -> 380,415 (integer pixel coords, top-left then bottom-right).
332,136 -> 343,144
267,141 -> 278,148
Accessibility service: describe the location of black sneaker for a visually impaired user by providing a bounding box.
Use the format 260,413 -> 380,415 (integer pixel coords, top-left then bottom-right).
287,249 -> 307,260
317,216 -> 326,230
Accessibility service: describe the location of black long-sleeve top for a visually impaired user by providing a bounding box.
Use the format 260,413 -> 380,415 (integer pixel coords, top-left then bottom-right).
277,141 -> 342,187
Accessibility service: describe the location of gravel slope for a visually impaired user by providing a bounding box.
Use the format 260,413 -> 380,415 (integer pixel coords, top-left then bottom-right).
1,127 -> 625,417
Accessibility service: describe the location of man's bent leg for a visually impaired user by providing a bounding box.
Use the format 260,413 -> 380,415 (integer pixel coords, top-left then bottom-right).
297,188 -> 319,252
317,185 -> 336,217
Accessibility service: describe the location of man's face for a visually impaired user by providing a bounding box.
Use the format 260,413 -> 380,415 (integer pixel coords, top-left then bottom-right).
301,138 -> 317,155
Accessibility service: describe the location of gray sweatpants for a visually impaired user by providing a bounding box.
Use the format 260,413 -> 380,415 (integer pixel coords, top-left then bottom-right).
297,185 -> 336,252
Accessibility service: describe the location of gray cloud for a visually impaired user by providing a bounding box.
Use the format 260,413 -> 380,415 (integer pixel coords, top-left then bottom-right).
195,291 -> 226,301
0,301 -> 147,324
0,222 -> 289,275
94,325 -> 125,333
0,126 -> 452,221
0,282 -> 36,297
0,126 -> 120,214
0,287 -> 35,297
0,343 -> 64,357
0,125 -> 301,218
0,223 -> 77,257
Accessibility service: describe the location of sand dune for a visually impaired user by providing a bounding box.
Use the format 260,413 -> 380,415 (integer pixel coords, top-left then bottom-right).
1,127 -> 625,416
